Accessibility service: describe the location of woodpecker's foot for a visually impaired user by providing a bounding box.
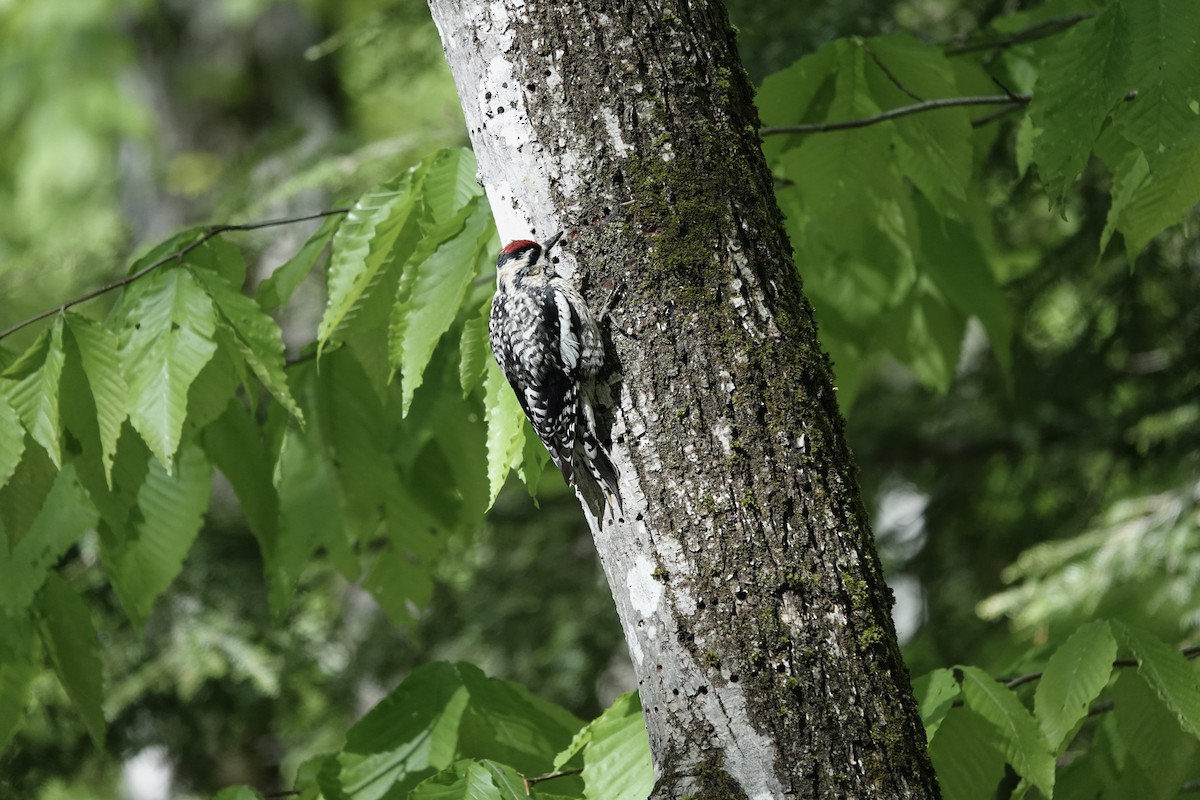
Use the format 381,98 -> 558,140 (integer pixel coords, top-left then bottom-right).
598,281 -> 625,324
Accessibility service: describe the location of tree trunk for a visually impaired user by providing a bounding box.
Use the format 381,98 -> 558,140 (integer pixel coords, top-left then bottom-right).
427,1 -> 940,797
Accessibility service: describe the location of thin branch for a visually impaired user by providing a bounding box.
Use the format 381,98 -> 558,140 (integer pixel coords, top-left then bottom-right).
944,12 -> 1096,56
1004,645 -> 1200,690
525,767 -> 583,787
862,41 -> 923,102
0,208 -> 350,343
760,93 -> 1029,137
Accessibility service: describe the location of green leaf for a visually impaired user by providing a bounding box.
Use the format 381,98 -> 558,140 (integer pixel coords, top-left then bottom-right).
119,268 -> 218,470
318,171 -> 424,353
212,787 -> 265,800
914,195 -> 1012,374
912,668 -> 960,742
421,148 -> 483,223
0,463 -> 98,613
1112,141 -> 1200,260
36,572 -> 105,747
0,393 -> 24,492
959,665 -> 1055,796
883,284 -> 965,393
1029,3 -> 1132,200
578,693 -> 653,800
1114,621 -> 1200,741
272,425 -> 341,616
864,35 -> 973,217
0,613 -> 37,750
927,707 -> 1007,800
756,40 -> 840,161
409,760 -> 510,800
483,359 -> 526,508
390,197 -> 493,414
1,317 -> 66,466
1109,668 -> 1200,798
106,442 -> 212,627
323,662 -> 580,800
458,301 -> 491,399
65,314 -> 127,487
202,400 -> 280,592
257,211 -> 341,310
1100,148 -> 1151,256
1118,0 -> 1200,170
1034,620 -> 1117,751
190,266 -> 303,422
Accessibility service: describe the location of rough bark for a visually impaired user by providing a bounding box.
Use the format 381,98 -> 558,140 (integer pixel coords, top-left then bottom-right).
427,1 -> 940,797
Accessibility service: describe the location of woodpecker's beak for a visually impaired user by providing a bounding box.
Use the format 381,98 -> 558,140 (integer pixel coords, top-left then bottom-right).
541,230 -> 564,252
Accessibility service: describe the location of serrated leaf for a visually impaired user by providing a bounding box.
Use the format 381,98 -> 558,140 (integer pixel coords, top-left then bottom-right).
0,613 -> 37,749
0,464 -> 97,613
324,662 -> 579,799
422,148 -> 483,223
1029,4 -> 1132,200
1114,621 -> 1200,741
408,760 -> 506,800
318,172 -> 424,353
912,668 -> 960,742
36,572 -> 106,747
756,40 -> 841,162
257,211 -> 341,310
106,442 -> 212,628
927,707 -> 1008,800
272,426 -> 340,618
864,35 -> 973,217
1113,141 -> 1200,261
203,400 -> 280,587
483,360 -> 526,508
579,693 -> 653,800
914,195 -> 1012,375
1,317 -> 66,466
459,301 -> 491,398
187,236 -> 246,290
1118,0 -> 1200,170
390,197 -> 492,414
1034,620 -> 1117,751
119,269 -> 218,470
959,665 -> 1055,796
1100,148 -> 1151,255
190,266 -> 303,422
516,423 -> 551,500
1110,667 -> 1200,798
65,314 -> 127,486
0,394 -> 24,491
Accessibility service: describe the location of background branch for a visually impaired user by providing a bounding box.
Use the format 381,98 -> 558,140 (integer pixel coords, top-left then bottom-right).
0,208 -> 349,343
944,12 -> 1096,56
760,93 -> 1030,137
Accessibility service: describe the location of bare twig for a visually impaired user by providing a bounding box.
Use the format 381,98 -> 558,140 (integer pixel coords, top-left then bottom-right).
526,767 -> 583,787
0,208 -> 350,343
944,12 -> 1096,56
862,41 -> 924,102
760,93 -> 1030,137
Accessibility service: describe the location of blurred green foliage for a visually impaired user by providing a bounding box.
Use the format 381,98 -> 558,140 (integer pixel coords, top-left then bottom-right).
0,0 -> 1198,798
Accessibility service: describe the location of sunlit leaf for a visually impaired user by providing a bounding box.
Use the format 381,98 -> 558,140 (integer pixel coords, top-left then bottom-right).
959,665 -> 1055,796
422,148 -> 482,223
483,359 -> 526,509
912,668 -> 960,742
0,394 -> 24,492
36,572 -> 106,747
119,269 -> 218,470
1110,667 -> 1200,798
212,787 -> 265,800
459,301 -> 491,398
318,170 -> 424,353
578,693 -> 653,800
191,266 -> 303,422
1034,620 -> 1116,751
1114,622 -> 1200,741
390,197 -> 493,414
1,317 -> 66,467
1112,141 -> 1200,261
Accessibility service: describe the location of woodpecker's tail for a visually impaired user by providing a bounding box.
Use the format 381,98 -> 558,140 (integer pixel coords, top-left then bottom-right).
578,399 -> 623,516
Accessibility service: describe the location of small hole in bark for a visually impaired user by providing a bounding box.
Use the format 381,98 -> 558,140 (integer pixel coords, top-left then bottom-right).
776,663 -> 787,673
502,81 -> 508,88
735,589 -> 748,601
602,206 -> 611,215
730,674 -> 739,683
656,664 -> 663,673
635,513 -> 643,521
698,685 -> 708,695
497,106 -> 504,114
672,688 -> 680,696
526,82 -> 536,91
544,69 -> 552,76
697,600 -> 706,609
484,91 -> 492,100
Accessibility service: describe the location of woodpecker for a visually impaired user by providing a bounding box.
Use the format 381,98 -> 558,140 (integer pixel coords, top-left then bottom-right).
489,231 -> 623,514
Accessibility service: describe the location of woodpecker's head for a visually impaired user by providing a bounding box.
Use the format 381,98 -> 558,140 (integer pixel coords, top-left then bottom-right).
497,231 -> 563,279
